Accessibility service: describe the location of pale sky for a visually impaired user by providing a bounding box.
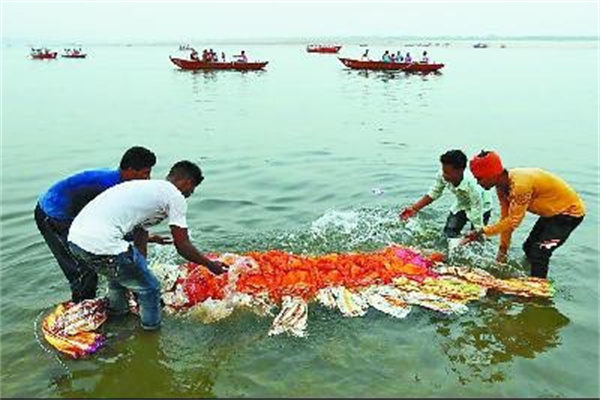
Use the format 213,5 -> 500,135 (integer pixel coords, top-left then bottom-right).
2,1 -> 598,42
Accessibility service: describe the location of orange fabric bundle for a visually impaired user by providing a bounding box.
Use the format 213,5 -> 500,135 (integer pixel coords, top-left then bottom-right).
230,245 -> 439,302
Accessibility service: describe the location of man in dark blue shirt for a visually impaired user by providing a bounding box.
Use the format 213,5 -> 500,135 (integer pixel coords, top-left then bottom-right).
35,146 -> 157,302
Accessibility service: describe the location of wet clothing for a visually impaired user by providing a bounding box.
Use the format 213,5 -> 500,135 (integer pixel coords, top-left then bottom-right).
427,172 -> 493,231
522,214 -> 583,278
34,204 -> 98,302
69,242 -> 161,330
482,168 -> 585,277
35,168 -> 121,302
444,209 -> 492,239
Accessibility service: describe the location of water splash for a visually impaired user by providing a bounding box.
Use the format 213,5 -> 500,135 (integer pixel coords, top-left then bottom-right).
148,205 -> 524,276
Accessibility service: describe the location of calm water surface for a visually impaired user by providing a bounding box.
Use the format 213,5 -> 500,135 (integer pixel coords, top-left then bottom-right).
1,41 -> 599,397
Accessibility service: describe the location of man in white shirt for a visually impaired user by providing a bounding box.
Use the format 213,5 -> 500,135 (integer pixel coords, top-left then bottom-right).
68,160 -> 228,330
400,150 -> 492,238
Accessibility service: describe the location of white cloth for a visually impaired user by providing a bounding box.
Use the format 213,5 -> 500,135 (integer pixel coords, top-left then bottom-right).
68,180 -> 188,255
427,172 -> 492,228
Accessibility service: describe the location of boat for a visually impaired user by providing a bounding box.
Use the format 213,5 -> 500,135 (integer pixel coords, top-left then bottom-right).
338,57 -> 444,73
170,57 -> 268,71
473,43 -> 488,49
30,49 -> 58,59
61,53 -> 87,58
306,44 -> 342,54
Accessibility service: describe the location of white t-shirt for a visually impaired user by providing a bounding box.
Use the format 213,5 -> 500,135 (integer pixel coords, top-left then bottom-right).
68,180 -> 188,255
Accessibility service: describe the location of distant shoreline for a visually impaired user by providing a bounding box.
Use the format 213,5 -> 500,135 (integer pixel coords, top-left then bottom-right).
4,35 -> 599,47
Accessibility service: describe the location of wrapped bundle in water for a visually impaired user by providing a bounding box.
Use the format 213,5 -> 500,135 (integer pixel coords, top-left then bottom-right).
41,299 -> 107,358
42,244 -> 555,357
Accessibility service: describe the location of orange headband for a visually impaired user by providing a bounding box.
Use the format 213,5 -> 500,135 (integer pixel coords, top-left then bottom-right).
469,151 -> 504,179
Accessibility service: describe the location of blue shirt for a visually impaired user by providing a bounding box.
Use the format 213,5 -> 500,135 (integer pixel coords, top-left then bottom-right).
38,169 -> 121,222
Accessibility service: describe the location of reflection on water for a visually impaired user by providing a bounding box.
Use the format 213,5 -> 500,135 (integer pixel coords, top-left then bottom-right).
435,297 -> 569,385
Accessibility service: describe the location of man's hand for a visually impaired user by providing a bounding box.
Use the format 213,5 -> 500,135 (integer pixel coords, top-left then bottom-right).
463,229 -> 483,244
148,234 -> 173,245
400,206 -> 416,221
207,260 -> 229,275
496,251 -> 508,264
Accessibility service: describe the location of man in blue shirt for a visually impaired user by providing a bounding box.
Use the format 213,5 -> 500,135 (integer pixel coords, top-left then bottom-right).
34,146 -> 157,302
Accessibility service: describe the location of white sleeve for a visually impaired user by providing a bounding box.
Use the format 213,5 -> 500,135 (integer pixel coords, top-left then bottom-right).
167,193 -> 188,228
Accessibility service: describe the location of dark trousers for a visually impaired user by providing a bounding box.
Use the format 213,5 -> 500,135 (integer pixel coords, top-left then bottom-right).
34,204 -> 98,302
443,210 -> 492,238
522,214 -> 584,278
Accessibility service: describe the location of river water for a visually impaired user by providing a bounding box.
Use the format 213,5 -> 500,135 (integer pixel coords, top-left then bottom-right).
1,40 -> 598,397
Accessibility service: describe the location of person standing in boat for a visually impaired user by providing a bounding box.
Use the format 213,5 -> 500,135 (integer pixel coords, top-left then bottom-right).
68,160 -> 229,331
35,146 -> 158,303
400,149 -> 492,239
464,151 -> 585,278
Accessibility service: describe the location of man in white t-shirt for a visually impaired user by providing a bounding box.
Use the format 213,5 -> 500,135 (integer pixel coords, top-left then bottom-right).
68,160 -> 228,330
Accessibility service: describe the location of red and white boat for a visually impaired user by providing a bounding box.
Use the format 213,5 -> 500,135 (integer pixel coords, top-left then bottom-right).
338,57 -> 444,73
170,57 -> 268,71
30,49 -> 58,60
306,44 -> 342,54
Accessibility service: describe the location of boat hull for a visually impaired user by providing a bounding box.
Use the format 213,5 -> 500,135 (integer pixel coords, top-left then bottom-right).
31,53 -> 58,60
307,46 -> 342,54
338,57 -> 444,73
170,57 -> 268,71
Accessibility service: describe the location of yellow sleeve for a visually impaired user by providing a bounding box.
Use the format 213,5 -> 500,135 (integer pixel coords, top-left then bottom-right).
498,189 -> 512,252
483,184 -> 532,249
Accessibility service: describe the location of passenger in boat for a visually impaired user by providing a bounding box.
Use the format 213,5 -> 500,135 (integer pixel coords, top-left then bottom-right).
202,49 -> 209,62
190,48 -> 199,61
381,50 -> 391,62
401,150 -> 492,240
405,52 -> 412,63
396,50 -> 404,62
221,52 -> 226,62
421,51 -> 429,64
464,151 -> 585,278
390,53 -> 397,63
68,160 -> 229,330
361,49 -> 370,60
236,50 -> 248,63
35,147 -> 158,303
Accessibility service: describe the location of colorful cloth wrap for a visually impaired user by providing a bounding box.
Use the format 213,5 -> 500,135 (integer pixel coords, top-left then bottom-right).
41,299 -> 108,358
469,151 -> 504,179
42,245 -> 553,356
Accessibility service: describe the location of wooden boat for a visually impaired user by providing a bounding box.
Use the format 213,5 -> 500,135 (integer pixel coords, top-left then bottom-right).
338,57 -> 444,73
402,62 -> 445,73
306,45 -> 342,53
169,57 -> 268,71
31,51 -> 58,60
61,53 -> 87,58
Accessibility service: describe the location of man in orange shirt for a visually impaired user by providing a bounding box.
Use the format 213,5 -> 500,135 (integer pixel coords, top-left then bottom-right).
464,151 -> 585,278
